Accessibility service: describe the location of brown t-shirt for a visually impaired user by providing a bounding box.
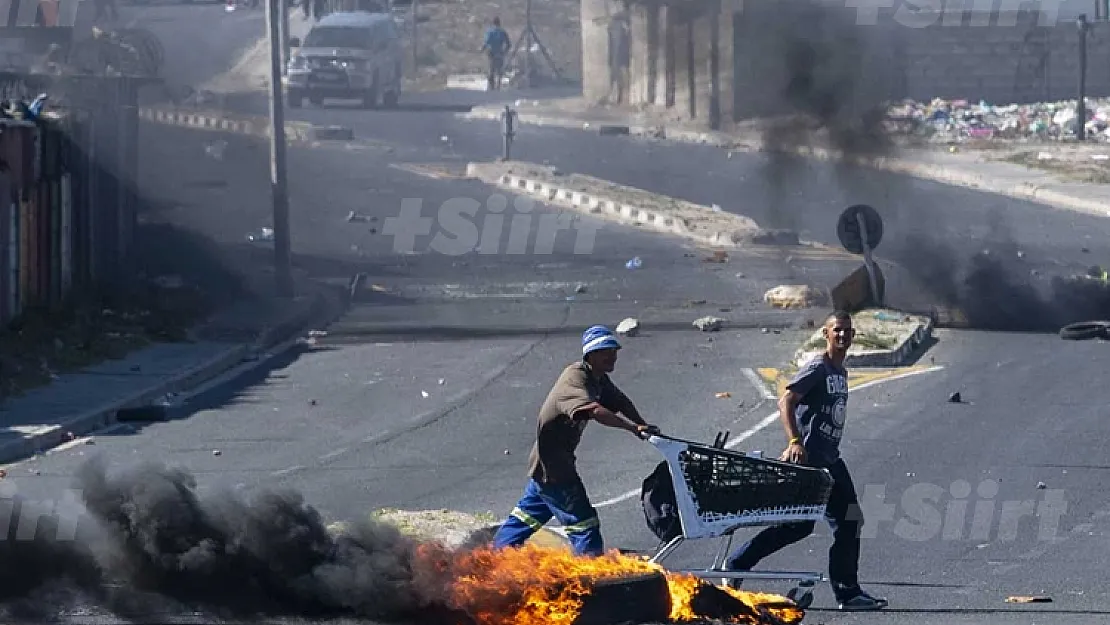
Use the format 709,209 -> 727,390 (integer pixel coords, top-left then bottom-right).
526,361 -> 638,485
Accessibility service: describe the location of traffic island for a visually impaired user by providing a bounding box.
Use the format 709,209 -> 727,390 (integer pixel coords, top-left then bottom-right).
793,308 -> 934,369
465,160 -> 801,249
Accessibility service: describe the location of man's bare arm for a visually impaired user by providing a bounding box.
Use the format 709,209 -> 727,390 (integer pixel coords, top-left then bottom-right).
574,403 -> 650,436
612,387 -> 646,425
778,390 -> 803,441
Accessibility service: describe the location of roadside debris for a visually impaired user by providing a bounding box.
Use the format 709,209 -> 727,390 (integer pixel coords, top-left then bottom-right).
575,284 -> 588,293
212,450 -> 221,456
889,97 -> 1110,143
693,316 -> 724,332
703,250 -> 729,263
204,140 -> 228,160
1036,481 -> 1047,490
616,318 -> 640,337
948,392 -> 963,403
764,285 -> 826,309
715,392 -> 731,399
1005,596 -> 1052,603
625,257 -> 643,269
346,211 -> 371,223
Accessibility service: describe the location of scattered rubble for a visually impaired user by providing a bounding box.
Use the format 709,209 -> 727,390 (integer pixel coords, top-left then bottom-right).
1006,596 -> 1053,604
616,318 -> 640,337
693,316 -> 724,332
763,285 -> 826,310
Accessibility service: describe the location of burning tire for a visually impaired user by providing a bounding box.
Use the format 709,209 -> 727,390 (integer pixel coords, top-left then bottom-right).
572,571 -> 671,625
1059,320 -> 1110,340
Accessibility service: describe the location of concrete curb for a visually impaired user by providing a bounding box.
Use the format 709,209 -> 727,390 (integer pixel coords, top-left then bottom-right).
0,287 -> 335,466
465,161 -> 796,249
458,107 -> 1108,219
792,315 -> 935,369
138,107 -> 317,143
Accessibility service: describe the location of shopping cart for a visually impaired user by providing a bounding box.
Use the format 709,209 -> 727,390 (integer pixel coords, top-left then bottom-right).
639,432 -> 835,609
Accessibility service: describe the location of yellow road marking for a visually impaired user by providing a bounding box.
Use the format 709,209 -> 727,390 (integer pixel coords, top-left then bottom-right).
757,364 -> 938,397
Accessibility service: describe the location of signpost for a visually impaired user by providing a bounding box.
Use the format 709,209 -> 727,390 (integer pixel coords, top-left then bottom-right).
837,204 -> 884,307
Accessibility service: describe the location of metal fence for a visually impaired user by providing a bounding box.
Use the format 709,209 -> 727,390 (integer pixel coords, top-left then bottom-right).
0,71 -> 149,325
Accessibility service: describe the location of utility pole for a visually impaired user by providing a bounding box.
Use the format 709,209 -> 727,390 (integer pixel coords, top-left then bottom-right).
411,0 -> 419,69
267,0 -> 294,298
1076,14 -> 1088,141
281,0 -> 291,69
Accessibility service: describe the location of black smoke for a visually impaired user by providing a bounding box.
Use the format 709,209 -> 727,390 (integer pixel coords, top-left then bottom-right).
746,0 -> 898,159
736,0 -> 1110,331
889,234 -> 1110,332
0,457 -> 484,623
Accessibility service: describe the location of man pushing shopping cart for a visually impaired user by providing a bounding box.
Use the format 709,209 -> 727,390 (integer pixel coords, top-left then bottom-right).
491,325 -> 659,556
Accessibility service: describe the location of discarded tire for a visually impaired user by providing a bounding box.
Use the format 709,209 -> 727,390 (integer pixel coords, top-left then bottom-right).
1059,321 -> 1110,341
572,571 -> 671,625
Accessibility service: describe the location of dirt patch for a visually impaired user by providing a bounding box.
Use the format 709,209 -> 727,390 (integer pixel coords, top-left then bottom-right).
0,281 -> 213,402
0,221 -> 250,403
404,0 -> 581,91
351,508 -> 500,549
997,148 -> 1110,184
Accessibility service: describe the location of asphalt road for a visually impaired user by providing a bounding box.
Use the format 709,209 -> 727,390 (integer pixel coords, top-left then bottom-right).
1,119 -> 1104,625
37,14 -> 1110,624
113,0 -> 266,101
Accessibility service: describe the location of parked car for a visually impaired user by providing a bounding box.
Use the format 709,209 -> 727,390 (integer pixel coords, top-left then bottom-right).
283,11 -> 402,109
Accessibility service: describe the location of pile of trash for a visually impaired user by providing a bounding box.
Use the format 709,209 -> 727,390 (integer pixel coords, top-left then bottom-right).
885,97 -> 1110,143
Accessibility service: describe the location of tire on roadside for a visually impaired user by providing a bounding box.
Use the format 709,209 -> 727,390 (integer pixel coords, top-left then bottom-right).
1059,321 -> 1110,340
572,571 -> 671,625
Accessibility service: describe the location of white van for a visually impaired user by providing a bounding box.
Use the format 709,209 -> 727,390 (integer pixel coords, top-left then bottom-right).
284,11 -> 402,109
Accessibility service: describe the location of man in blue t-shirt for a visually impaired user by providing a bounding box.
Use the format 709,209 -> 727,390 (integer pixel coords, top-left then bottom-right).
725,311 -> 888,612
480,17 -> 512,90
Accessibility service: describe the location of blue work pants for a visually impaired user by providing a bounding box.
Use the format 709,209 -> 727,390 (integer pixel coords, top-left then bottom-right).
492,478 -> 604,556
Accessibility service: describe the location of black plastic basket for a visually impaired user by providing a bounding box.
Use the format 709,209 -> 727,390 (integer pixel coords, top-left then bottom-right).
678,444 -> 834,518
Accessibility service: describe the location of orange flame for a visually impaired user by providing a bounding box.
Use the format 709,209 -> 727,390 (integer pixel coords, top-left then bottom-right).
416,543 -> 803,625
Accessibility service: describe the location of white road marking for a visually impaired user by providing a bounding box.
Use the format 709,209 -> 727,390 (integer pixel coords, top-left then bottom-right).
594,365 -> 945,509
271,465 -> 305,477
318,448 -> 348,462
742,367 -> 776,400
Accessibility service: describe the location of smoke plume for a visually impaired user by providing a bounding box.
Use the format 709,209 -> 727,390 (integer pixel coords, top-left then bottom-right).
736,0 -> 1110,330
748,0 -> 897,158
0,457 -> 496,623
889,234 -> 1110,332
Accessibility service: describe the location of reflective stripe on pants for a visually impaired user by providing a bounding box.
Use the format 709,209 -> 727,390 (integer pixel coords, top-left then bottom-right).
492,478 -> 604,556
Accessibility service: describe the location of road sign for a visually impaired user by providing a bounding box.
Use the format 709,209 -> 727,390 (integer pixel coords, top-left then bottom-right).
837,204 -> 884,255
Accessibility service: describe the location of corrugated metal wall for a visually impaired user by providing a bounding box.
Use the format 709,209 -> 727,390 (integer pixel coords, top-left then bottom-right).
0,72 -> 143,326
